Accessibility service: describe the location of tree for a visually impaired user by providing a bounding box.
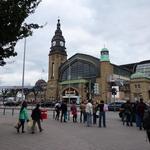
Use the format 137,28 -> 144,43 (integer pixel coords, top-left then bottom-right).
1,89 -> 9,104
0,0 -> 42,66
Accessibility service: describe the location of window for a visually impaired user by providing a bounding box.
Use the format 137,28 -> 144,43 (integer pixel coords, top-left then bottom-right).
136,63 -> 150,77
51,62 -> 54,79
60,60 -> 97,81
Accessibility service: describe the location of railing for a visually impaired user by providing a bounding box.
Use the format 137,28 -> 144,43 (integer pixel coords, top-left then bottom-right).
0,106 -> 77,121
0,106 -> 55,117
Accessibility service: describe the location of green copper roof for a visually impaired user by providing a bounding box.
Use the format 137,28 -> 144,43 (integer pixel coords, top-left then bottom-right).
59,79 -> 88,85
101,47 -> 108,51
131,72 -> 150,79
100,47 -> 110,62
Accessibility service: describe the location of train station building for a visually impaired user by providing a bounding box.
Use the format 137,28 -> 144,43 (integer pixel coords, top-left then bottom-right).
46,20 -> 150,103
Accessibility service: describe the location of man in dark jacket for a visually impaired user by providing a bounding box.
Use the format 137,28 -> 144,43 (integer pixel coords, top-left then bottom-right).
31,104 -> 43,133
60,101 -> 67,122
136,98 -> 147,130
97,100 -> 106,128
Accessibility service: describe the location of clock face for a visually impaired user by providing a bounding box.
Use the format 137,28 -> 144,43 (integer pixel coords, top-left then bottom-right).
60,41 -> 64,46
52,41 -> 56,46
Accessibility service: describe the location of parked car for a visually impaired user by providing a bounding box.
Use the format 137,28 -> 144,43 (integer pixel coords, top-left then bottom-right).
41,101 -> 55,108
108,101 -> 125,111
4,101 -> 21,106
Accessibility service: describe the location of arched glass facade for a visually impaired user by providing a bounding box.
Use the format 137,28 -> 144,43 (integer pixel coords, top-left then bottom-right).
136,63 -> 150,77
60,60 -> 98,81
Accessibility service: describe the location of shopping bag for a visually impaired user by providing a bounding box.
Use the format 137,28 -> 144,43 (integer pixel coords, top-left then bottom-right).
103,104 -> 108,111
14,120 -> 20,129
96,111 -> 99,118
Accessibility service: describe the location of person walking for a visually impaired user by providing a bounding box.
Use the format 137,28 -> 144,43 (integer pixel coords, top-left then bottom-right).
80,101 -> 86,123
135,100 -> 140,127
60,100 -> 68,122
55,102 -> 61,120
16,101 -> 29,133
93,101 -> 98,124
97,100 -> 106,128
71,101 -> 77,122
124,100 -> 133,126
85,99 -> 93,127
136,98 -> 147,130
31,104 -> 43,134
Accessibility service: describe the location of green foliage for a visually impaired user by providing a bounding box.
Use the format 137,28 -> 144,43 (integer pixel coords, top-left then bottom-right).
0,0 -> 42,66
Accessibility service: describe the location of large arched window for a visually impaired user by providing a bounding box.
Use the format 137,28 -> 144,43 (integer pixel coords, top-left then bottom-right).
60,60 -> 97,81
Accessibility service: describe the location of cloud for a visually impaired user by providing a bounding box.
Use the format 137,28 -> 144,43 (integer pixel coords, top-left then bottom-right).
1,0 -> 150,86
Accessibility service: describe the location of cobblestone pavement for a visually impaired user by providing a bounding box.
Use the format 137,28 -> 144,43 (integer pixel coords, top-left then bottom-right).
0,110 -> 149,150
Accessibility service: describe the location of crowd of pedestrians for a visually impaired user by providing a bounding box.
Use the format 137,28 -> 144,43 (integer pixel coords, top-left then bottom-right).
120,98 -> 150,142
54,99 -> 108,128
53,98 -> 150,142
14,98 -> 150,142
120,98 -> 147,129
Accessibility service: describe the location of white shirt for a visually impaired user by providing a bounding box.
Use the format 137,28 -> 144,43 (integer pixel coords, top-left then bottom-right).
86,102 -> 93,114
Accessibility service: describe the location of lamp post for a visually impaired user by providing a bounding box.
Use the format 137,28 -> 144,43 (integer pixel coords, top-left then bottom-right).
68,62 -> 71,104
21,38 -> 27,101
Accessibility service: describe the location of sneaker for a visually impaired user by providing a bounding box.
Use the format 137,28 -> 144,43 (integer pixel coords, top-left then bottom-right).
40,129 -> 43,132
22,131 -> 25,133
14,126 -> 18,129
31,131 -> 35,134
17,129 -> 20,133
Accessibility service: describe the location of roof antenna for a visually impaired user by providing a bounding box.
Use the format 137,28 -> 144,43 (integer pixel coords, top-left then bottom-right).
104,43 -> 106,48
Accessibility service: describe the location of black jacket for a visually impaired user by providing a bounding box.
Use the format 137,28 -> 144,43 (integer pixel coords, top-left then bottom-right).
31,108 -> 42,121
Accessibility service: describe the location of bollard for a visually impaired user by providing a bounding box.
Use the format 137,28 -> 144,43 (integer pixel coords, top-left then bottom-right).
53,109 -> 55,119
12,108 -> 14,116
3,108 -> 5,115
68,110 -> 70,121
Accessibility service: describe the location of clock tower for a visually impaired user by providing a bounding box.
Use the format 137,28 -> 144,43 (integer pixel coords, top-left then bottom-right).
46,19 -> 67,100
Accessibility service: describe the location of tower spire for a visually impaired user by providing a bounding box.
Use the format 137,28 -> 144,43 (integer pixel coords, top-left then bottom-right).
57,19 -> 60,30
49,19 -> 67,56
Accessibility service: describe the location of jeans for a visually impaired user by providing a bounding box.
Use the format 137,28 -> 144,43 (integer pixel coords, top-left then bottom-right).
86,112 -> 92,127
135,114 -> 140,127
18,119 -> 25,132
93,113 -> 97,124
99,111 -> 106,127
137,114 -> 143,129
61,111 -> 67,122
32,119 -> 42,132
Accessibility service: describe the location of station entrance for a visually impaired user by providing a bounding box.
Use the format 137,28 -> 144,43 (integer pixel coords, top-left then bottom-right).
62,88 -> 80,104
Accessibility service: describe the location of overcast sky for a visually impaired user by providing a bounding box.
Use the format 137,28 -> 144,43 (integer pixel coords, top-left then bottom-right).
0,0 -> 150,86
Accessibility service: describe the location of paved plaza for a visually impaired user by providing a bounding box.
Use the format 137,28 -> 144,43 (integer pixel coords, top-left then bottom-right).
0,110 -> 149,150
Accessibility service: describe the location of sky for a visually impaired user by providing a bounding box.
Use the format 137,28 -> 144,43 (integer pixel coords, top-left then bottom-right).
0,0 -> 150,86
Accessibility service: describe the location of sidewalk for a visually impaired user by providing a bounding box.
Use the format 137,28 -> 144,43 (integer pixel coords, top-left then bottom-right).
0,111 -> 149,150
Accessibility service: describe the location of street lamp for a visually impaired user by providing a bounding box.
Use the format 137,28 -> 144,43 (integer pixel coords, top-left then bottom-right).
68,62 -> 71,104
21,38 -> 27,101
